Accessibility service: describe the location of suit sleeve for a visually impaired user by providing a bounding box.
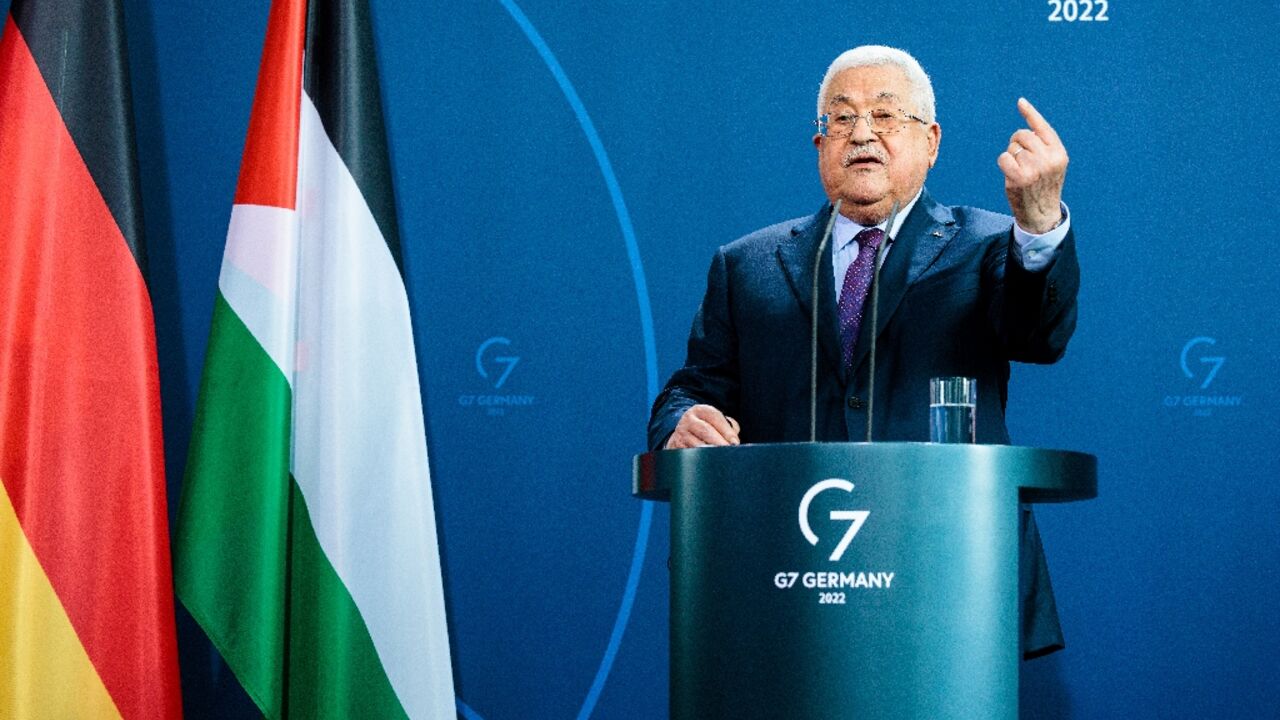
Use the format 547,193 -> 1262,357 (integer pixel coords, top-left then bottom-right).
647,247 -> 741,450
986,226 -> 1080,364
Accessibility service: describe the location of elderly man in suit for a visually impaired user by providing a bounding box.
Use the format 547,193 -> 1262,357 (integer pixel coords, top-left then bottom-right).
647,45 -> 1078,658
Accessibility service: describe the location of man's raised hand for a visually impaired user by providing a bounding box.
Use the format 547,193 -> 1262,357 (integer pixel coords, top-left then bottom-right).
997,98 -> 1069,235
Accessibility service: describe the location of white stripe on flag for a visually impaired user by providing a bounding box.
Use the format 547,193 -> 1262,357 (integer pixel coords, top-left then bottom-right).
219,203 -> 299,376
289,92 -> 455,719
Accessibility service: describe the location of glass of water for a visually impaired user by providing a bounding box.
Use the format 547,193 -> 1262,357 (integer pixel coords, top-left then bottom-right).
929,377 -> 976,443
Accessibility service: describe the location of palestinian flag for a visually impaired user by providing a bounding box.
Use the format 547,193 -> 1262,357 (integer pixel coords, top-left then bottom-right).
0,1 -> 183,718
173,0 -> 456,717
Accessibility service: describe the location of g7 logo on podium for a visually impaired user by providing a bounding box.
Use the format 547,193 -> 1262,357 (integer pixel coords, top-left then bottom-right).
798,479 -> 870,562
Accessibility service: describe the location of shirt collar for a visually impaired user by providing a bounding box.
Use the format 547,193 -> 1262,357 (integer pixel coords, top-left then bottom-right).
833,187 -> 924,251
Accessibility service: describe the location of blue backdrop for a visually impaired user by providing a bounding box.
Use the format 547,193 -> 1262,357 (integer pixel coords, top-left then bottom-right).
6,0 -> 1277,718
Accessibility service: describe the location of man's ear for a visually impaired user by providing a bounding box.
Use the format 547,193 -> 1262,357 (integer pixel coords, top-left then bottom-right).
928,123 -> 941,168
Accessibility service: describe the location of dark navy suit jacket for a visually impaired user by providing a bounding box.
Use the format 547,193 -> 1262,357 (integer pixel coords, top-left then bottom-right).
648,189 -> 1080,657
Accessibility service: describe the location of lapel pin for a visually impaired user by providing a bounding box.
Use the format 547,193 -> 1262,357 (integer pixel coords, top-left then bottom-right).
930,230 -> 944,237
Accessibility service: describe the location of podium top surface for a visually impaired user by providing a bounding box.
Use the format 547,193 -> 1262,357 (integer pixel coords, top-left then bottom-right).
633,442 -> 1096,504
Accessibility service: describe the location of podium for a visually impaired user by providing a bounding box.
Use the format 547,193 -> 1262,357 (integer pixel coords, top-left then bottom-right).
633,442 -> 1096,720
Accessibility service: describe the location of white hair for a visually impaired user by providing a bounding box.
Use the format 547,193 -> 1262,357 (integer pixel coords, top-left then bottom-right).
816,46 -> 936,123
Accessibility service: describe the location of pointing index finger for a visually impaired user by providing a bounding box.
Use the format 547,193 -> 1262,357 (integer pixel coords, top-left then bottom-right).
1018,97 -> 1061,145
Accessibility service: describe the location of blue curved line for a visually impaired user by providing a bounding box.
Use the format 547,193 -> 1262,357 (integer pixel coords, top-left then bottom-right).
496,0 -> 658,402
578,499 -> 653,719
485,2 -> 658,719
456,699 -> 485,720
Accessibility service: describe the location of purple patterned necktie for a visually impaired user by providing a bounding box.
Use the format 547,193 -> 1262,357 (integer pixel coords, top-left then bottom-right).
838,227 -> 886,374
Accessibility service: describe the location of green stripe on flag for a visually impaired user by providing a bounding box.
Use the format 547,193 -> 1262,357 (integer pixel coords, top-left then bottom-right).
283,477 -> 408,720
175,294 -> 406,719
176,293 -> 291,711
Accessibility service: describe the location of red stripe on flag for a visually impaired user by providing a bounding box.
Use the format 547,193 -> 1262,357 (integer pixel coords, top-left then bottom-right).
0,17 -> 181,720
234,0 -> 307,209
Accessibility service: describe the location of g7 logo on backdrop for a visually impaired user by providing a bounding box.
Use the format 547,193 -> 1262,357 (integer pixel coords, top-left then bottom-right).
798,479 -> 869,562
1162,336 -> 1242,417
458,336 -> 536,416
475,337 -> 520,389
1180,337 -> 1224,390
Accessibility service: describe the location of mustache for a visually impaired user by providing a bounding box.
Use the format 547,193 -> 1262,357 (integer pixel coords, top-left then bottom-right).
841,147 -> 887,167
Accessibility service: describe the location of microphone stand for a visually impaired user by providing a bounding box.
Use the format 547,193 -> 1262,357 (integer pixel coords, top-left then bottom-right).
865,200 -> 900,442
810,199 -> 842,442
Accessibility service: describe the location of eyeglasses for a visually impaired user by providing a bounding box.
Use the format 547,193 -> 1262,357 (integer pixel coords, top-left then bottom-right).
815,109 -> 928,138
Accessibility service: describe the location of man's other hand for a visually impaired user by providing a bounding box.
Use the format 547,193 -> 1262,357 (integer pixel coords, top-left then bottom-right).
665,404 -> 741,449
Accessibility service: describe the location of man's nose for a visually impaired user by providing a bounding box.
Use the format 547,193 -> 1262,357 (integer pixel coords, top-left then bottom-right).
848,114 -> 879,143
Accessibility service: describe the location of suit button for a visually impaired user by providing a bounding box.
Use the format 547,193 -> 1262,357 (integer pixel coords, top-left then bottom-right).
847,396 -> 864,410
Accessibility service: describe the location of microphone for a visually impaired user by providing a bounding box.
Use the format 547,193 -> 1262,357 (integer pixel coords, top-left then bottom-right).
810,199 -> 843,442
864,200 -> 900,442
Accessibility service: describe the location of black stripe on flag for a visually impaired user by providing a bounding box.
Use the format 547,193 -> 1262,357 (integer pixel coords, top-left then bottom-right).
10,0 -> 148,274
303,0 -> 405,275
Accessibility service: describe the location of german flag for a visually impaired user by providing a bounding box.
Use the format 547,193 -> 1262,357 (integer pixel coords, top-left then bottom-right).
0,1 -> 183,718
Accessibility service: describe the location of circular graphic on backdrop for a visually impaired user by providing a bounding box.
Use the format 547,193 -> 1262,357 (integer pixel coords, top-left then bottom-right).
454,2 -> 658,719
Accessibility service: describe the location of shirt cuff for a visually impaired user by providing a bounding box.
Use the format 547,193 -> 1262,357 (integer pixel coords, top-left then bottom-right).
1012,202 -> 1070,272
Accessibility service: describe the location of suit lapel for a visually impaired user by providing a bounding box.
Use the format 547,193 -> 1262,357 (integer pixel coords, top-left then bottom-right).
848,190 -> 959,381
777,204 -> 844,378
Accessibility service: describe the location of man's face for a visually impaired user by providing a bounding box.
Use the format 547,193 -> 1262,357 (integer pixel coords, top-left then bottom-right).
813,65 -> 941,225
